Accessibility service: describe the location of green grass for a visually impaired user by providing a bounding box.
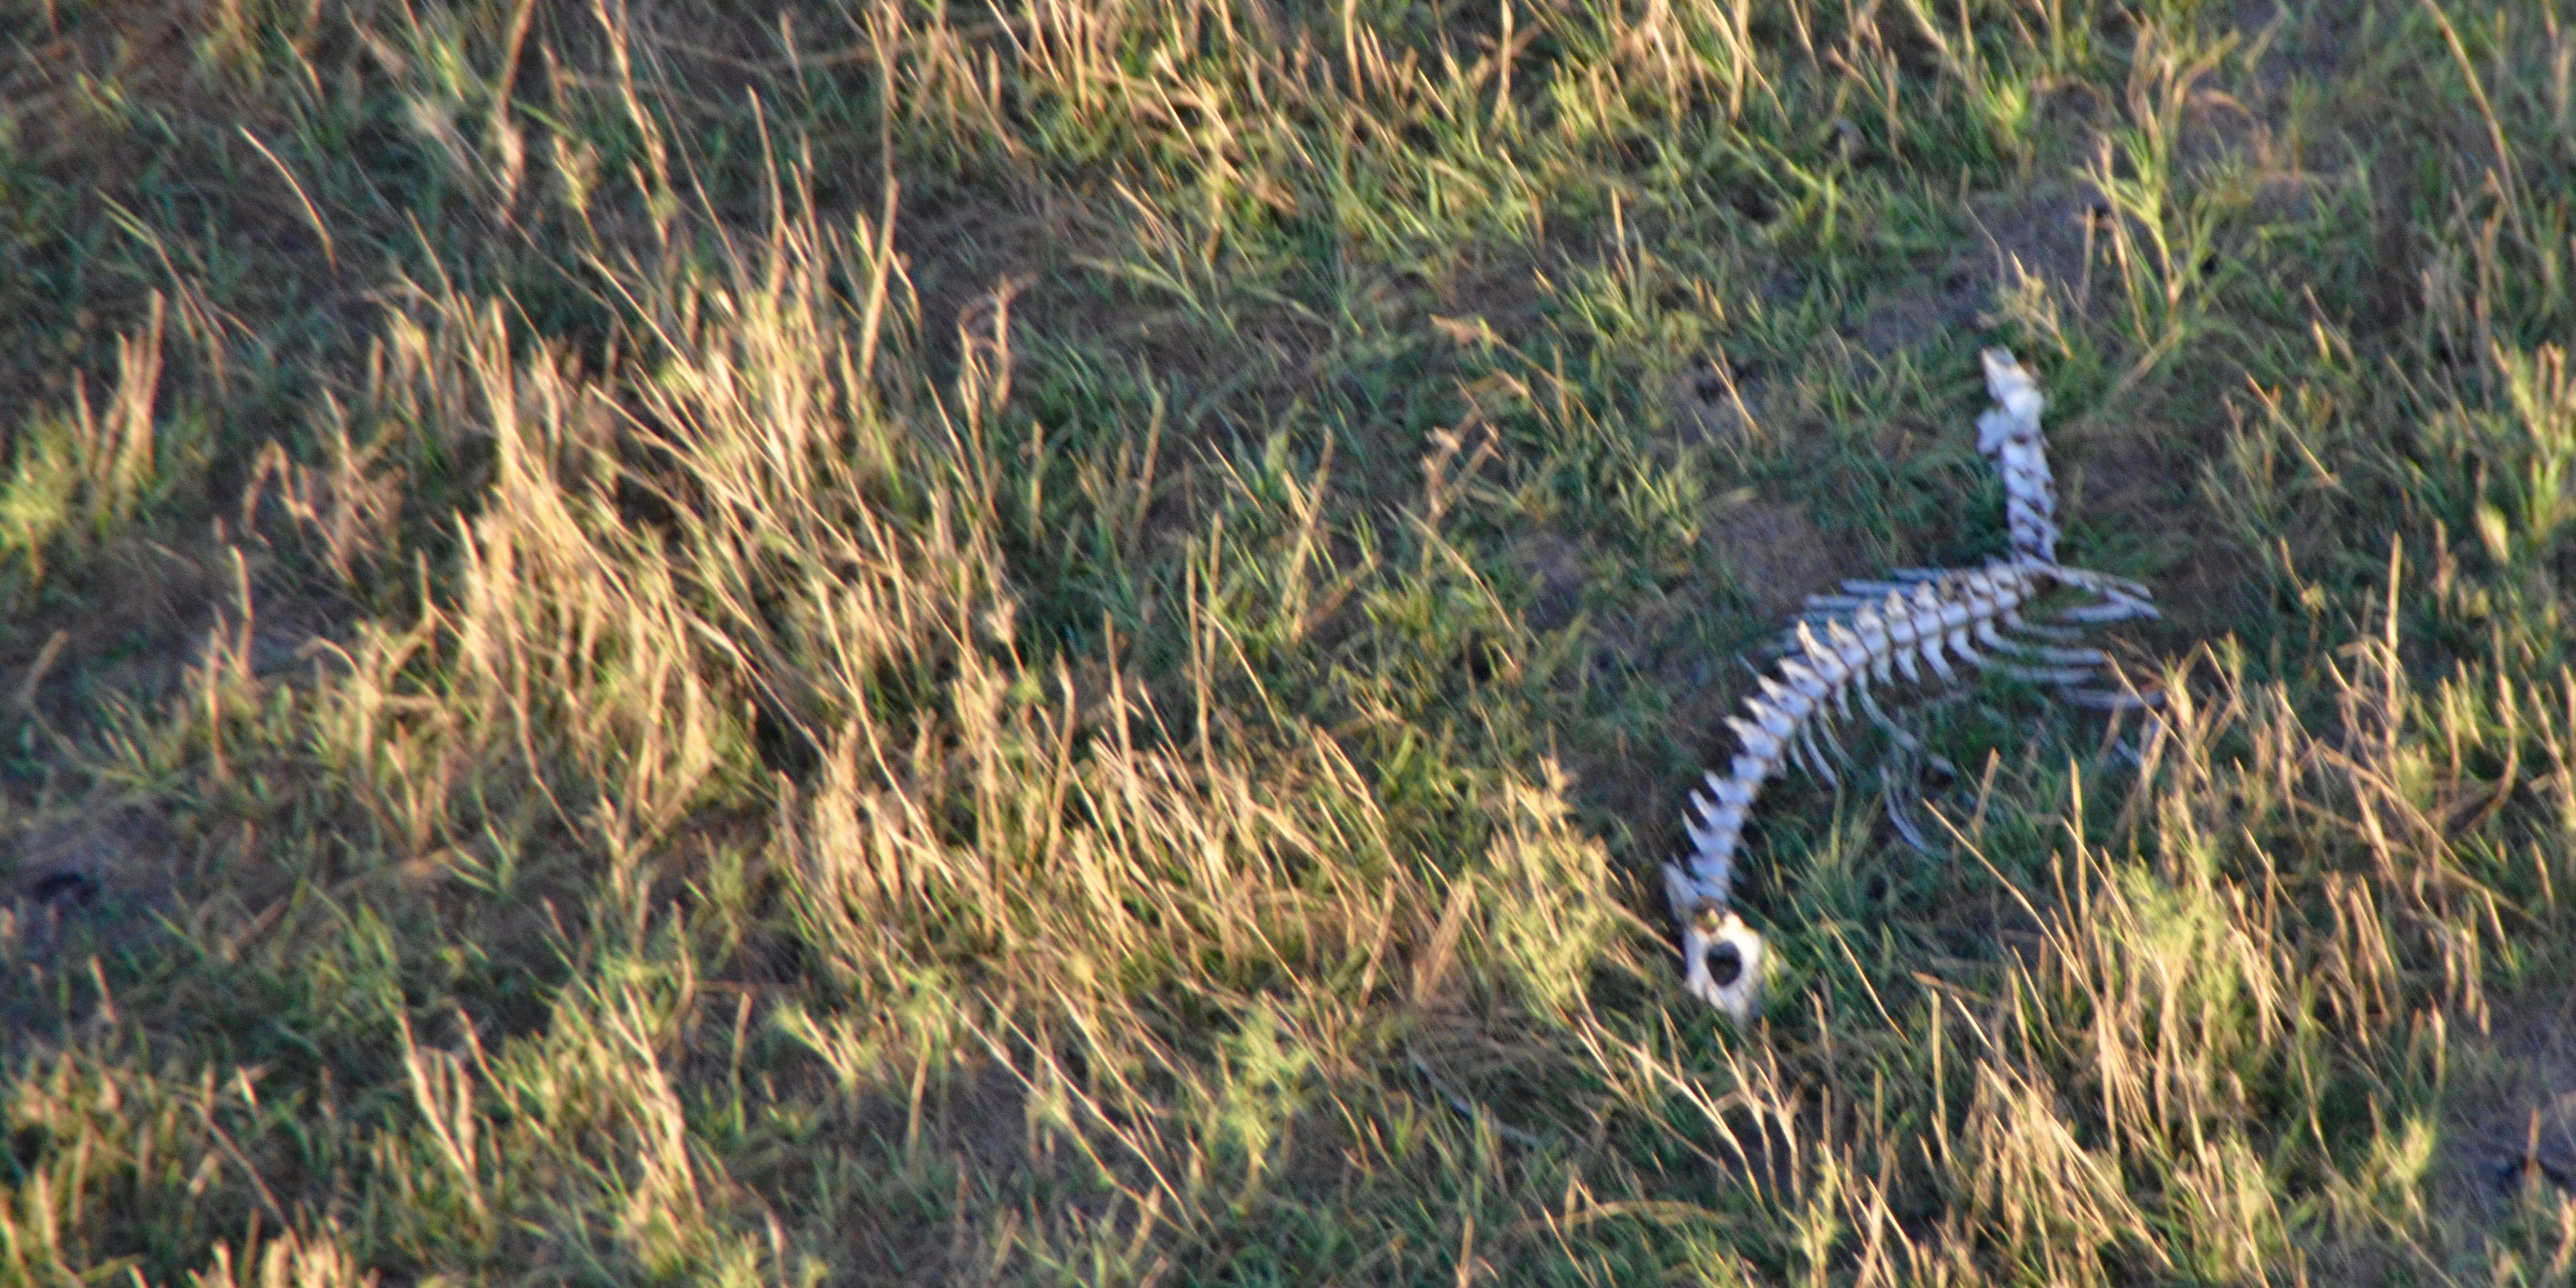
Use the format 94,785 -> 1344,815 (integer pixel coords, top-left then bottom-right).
2,0 -> 2575,1282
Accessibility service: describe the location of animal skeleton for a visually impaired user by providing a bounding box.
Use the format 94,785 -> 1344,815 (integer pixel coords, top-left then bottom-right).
1665,349 -> 2155,1020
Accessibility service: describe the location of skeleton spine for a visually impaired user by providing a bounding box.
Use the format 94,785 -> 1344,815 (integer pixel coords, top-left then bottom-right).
1667,348 -> 2156,1021
1665,560 -> 2149,911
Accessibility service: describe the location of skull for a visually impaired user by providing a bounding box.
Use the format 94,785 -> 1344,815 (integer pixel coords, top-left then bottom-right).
1662,864 -> 1766,1021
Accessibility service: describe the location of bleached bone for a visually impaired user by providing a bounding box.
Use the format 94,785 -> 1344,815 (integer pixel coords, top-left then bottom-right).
2065,687 -> 2160,710
1788,345 -> 2061,656
1977,347 -> 2059,563
1871,689 -> 1967,855
1664,556 -> 2153,1018
1663,870 -> 1767,1021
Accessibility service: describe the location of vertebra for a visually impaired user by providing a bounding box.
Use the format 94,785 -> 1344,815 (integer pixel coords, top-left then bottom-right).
1976,347 -> 2060,563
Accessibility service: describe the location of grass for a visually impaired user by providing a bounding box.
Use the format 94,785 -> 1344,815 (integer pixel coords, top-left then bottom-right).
1,0 -> 2574,1281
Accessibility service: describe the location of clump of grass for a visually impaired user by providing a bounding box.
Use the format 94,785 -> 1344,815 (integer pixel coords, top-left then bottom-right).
0,295 -> 167,600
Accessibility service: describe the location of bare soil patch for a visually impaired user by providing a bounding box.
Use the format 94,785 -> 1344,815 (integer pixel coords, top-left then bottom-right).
1703,495 -> 1859,623
2443,992 -> 2576,1214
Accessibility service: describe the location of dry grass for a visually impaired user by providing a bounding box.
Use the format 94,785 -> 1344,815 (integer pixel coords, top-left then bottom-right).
1,0 -> 2574,1282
